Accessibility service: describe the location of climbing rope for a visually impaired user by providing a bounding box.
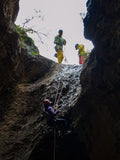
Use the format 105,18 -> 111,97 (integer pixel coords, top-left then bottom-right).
56,79 -> 66,108
52,65 -> 62,160
53,77 -> 61,110
52,72 -> 68,160
54,74 -> 68,112
53,126 -> 56,160
52,67 -> 62,160
53,64 -> 62,110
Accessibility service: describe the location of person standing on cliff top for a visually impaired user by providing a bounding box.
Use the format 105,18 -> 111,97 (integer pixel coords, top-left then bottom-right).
54,30 -> 66,63
75,44 -> 87,64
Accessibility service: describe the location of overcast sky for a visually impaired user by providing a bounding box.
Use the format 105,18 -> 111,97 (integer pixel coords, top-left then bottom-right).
16,0 -> 93,64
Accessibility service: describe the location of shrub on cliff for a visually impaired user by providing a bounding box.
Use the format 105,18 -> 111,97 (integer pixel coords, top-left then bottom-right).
15,24 -> 40,56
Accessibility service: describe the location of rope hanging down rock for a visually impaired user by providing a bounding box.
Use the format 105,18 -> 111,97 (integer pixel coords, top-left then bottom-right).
53,66 -> 69,160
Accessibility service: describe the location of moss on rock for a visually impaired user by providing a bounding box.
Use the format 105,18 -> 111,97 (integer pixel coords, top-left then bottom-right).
15,24 -> 39,55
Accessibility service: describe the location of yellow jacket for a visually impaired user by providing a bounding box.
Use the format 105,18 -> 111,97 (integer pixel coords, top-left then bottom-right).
78,45 -> 87,58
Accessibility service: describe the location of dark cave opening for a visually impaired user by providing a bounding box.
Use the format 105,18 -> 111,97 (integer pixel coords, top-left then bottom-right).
29,132 -> 89,160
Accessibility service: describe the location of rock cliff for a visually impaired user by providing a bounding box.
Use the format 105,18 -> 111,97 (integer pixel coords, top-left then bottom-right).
0,0 -> 120,160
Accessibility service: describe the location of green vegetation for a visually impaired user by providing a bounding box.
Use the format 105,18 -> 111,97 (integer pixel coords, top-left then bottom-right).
15,24 -> 40,55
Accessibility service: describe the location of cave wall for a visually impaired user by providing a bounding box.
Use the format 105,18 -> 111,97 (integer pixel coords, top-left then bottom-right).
0,0 -> 56,94
0,1 -> 58,159
75,0 -> 120,159
0,0 -> 20,93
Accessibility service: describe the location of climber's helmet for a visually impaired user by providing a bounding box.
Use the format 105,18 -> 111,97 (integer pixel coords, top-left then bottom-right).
43,99 -> 51,106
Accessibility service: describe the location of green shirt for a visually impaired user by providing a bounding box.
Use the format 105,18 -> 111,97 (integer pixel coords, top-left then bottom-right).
54,35 -> 65,46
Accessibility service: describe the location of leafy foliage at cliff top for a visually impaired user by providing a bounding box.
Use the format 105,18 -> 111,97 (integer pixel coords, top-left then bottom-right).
15,24 -> 40,56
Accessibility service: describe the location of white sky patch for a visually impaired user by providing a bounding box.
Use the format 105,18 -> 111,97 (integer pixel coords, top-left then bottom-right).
16,0 -> 94,64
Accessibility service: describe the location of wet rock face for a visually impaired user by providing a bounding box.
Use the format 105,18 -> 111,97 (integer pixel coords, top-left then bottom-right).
28,65 -> 83,160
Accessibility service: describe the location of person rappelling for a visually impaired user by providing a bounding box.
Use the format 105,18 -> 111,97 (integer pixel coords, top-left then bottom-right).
43,99 -> 68,130
54,30 -> 66,63
43,98 -> 69,160
43,99 -> 56,117
75,44 -> 87,64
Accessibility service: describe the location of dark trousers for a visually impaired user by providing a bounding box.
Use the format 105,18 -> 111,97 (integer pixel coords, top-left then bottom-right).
47,117 -> 67,130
